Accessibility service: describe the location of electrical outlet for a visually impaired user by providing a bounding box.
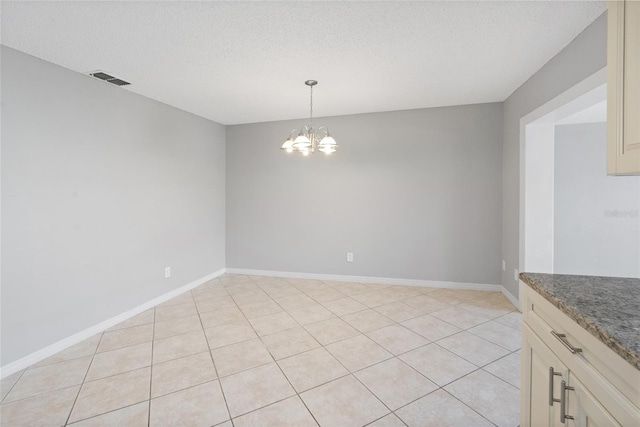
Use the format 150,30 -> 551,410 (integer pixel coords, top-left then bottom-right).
502,260 -> 506,271
165,267 -> 171,278
346,252 -> 354,262
514,268 -> 519,282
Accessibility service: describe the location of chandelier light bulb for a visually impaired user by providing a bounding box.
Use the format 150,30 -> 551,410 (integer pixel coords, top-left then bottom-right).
293,134 -> 312,148
281,138 -> 294,152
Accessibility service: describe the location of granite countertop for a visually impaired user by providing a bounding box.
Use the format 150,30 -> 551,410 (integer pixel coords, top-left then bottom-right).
520,272 -> 640,370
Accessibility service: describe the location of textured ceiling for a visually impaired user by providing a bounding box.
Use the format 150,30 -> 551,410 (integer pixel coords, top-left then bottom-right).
1,1 -> 606,125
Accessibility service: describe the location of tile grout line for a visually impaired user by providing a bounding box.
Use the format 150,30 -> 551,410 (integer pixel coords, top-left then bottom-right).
63,331 -> 105,426
255,277 -> 437,424
7,274 -> 520,426
0,367 -> 27,405
227,276 -> 319,424
216,275 -> 521,425
194,279 -> 236,427
207,275 -> 521,426
147,306 -> 157,427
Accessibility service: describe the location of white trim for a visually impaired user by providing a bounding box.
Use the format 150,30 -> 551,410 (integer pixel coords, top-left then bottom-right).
501,286 -> 521,312
226,268 -> 502,292
0,269 -> 225,379
519,67 -> 607,274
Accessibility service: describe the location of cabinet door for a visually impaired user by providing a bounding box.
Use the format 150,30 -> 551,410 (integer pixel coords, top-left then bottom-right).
522,324 -> 566,427
623,1 -> 640,159
565,375 -> 621,427
608,0 -> 640,174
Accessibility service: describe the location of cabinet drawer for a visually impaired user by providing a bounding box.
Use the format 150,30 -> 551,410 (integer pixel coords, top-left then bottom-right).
522,284 -> 640,413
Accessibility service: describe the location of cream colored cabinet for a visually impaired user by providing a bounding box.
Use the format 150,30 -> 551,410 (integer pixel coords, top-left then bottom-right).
608,0 -> 640,175
522,324 -> 567,426
566,375 -> 621,427
521,284 -> 640,426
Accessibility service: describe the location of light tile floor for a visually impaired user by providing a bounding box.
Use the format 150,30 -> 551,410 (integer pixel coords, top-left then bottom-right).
0,275 -> 521,426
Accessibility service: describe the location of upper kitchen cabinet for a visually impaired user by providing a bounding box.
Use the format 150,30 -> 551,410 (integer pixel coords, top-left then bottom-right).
608,0 -> 640,175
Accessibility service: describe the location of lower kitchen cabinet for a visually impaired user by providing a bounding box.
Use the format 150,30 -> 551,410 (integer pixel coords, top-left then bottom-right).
521,284 -> 640,426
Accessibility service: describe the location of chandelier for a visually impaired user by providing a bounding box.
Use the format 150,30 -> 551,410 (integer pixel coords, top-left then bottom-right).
281,80 -> 338,155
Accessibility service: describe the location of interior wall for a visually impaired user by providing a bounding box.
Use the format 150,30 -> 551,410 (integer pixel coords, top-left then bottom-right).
1,46 -> 226,365
554,122 -> 640,278
502,12 -> 607,297
226,103 -> 503,285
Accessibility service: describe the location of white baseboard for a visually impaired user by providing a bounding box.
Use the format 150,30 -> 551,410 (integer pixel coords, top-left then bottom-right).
225,268 -> 503,292
0,269 -> 225,379
501,286 -> 521,312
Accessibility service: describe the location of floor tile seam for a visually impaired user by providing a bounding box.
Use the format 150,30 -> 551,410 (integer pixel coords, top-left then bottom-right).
299,333 -> 397,418
427,339 -> 508,370
147,308 -> 156,427
64,389 -> 148,425
148,349 -> 214,371
228,393 -> 308,424
97,336 -> 155,355
153,325 -> 207,342
305,290 -> 352,304
398,321 -> 460,343
319,302 -> 371,318
155,311 -> 203,323
366,354 -> 442,391
370,305 -> 425,323
363,412 -> 409,427
339,307 -> 404,331
63,328 -> 106,426
0,383 -> 80,410
384,386 -> 443,415
392,386 -> 500,427
477,366 -> 521,391
64,399 -> 149,426
0,334 -> 102,405
196,300 -> 234,427
9,351 -> 93,381
324,344 -> 396,374
156,295 -> 196,309
440,385 -> 502,427
106,319 -> 155,333
0,368 -> 27,405
152,327 -> 206,347
493,318 -> 522,333
401,305 -> 485,333
463,327 -> 521,352
239,276 -> 318,424
267,355 -> 322,426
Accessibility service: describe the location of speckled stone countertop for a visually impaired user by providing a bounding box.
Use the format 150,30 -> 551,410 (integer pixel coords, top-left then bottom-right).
520,272 -> 640,370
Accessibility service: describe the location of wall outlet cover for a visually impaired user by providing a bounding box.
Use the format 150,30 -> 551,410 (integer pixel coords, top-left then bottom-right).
514,268 -> 519,281
165,267 -> 171,278
346,252 -> 354,262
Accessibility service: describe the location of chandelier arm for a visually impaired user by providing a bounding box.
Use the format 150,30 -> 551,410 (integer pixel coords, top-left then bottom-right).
317,126 -> 329,137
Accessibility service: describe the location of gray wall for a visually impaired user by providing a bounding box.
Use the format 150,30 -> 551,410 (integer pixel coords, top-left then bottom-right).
554,123 -> 640,278
227,103 -> 503,285
1,46 -> 226,365
501,13 -> 607,297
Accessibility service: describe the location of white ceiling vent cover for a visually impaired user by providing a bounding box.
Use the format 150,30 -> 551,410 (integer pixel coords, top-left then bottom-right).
88,71 -> 130,86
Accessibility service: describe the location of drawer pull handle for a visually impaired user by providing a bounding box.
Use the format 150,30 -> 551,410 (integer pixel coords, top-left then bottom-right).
548,367 -> 562,406
560,380 -> 575,423
551,331 -> 582,354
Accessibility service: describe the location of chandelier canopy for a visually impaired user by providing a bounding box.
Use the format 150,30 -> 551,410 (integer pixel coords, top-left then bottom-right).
281,80 -> 338,156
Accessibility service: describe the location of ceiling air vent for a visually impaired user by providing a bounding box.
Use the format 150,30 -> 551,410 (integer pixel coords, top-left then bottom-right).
88,71 -> 130,87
